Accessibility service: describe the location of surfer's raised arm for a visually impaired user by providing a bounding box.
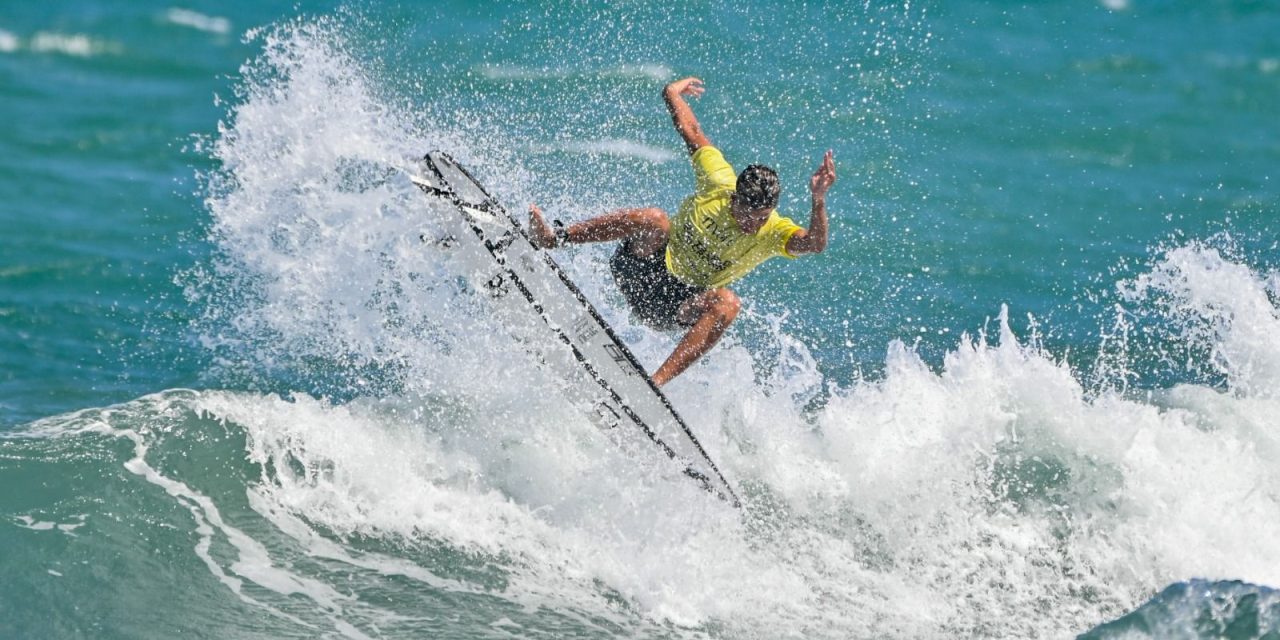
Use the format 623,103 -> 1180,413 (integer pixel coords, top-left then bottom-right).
786,150 -> 836,255
663,77 -> 712,155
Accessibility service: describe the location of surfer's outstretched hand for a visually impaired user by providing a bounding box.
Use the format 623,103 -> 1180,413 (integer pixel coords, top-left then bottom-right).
528,204 -> 557,249
810,150 -> 836,198
664,77 -> 705,99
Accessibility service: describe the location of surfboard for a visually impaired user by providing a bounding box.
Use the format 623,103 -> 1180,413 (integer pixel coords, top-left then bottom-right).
411,151 -> 740,507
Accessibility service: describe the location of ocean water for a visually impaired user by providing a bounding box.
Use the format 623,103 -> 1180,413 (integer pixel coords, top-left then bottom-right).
2,1 -> 1278,638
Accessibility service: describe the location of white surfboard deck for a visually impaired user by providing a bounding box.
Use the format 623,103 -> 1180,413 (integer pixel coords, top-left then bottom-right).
411,151 -> 739,506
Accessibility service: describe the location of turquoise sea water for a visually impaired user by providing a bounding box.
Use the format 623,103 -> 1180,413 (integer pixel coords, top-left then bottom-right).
2,1 -> 1278,638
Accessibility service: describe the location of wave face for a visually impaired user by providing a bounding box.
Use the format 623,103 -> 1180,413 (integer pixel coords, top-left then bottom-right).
1081,580 -> 1280,639
2,5 -> 1279,640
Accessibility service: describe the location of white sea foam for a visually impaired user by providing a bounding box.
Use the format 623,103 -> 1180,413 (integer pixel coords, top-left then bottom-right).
166,300 -> 1280,637
165,8 -> 232,35
14,515 -> 56,531
28,32 -> 120,57
1121,242 -> 1280,398
0,29 -> 19,53
14,514 -> 85,535
171,18 -> 1280,639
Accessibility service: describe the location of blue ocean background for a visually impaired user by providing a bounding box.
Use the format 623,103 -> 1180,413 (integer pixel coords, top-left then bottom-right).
2,1 -> 1278,638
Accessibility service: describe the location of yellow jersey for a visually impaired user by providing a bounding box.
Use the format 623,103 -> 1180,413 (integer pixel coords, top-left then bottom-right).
664,146 -> 801,289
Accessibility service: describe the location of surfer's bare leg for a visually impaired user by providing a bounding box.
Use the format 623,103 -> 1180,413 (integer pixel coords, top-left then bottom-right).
651,288 -> 741,387
529,205 -> 668,256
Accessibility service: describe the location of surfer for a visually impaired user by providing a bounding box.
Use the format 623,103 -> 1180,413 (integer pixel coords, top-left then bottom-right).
528,76 -> 835,386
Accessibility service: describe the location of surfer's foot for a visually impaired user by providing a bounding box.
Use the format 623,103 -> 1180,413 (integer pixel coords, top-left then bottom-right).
528,204 -> 558,249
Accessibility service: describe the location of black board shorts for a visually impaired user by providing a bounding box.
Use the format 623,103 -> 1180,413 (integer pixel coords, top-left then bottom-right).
610,241 -> 705,330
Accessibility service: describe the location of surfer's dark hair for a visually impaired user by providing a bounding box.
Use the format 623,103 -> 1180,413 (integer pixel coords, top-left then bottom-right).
735,165 -> 780,211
